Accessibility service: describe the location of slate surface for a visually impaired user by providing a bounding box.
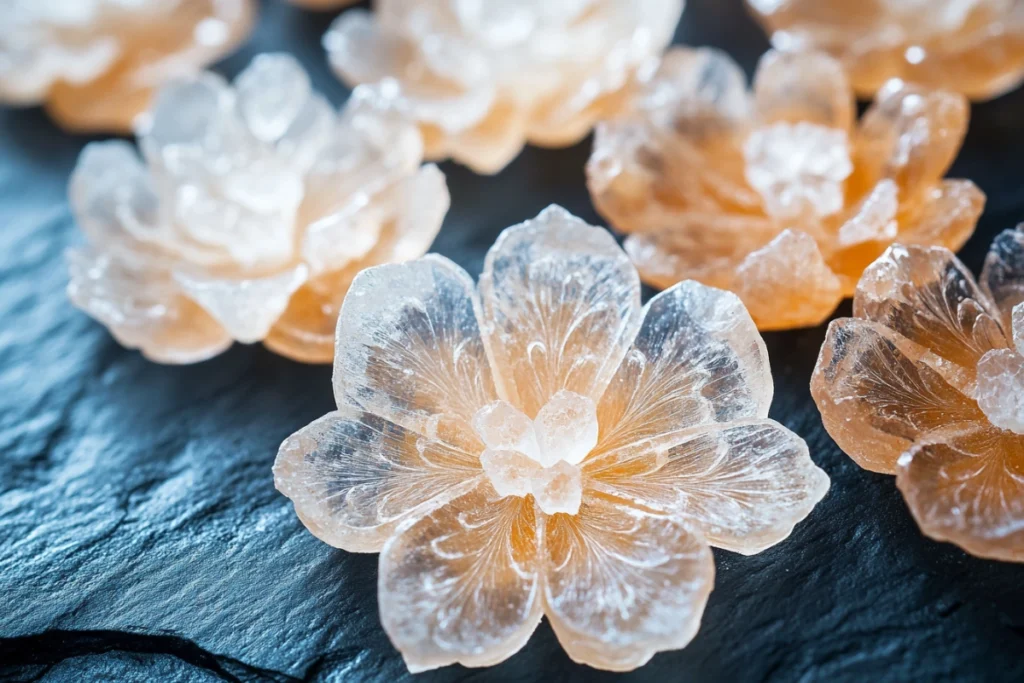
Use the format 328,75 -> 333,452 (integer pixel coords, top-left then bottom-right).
1,1 -> 1023,681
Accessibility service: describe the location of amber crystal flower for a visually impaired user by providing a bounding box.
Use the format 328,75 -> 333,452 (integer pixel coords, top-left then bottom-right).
812,228 -> 1024,562
274,206 -> 830,672
323,0 -> 684,174
587,47 -> 983,332
67,53 -> 449,364
747,0 -> 1024,101
0,0 -> 255,133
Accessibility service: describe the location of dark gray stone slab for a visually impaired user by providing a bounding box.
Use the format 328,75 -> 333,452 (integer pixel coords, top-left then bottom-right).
1,1 -> 1022,681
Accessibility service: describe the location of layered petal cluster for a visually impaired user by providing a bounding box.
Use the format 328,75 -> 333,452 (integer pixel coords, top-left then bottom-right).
747,0 -> 1024,101
0,0 -> 255,133
587,47 -> 982,331
812,227 -> 1024,563
324,0 -> 684,174
275,206 -> 830,672
67,54 -> 449,364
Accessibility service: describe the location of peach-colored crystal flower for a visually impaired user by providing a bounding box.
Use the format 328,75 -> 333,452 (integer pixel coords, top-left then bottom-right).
0,0 -> 255,133
274,206 -> 830,672
812,228 -> 1024,562
67,53 -> 449,364
747,0 -> 1024,101
587,47 -> 983,331
324,0 -> 684,174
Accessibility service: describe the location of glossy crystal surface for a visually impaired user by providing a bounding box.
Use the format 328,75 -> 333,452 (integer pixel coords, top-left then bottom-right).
588,47 -> 982,331
67,54 -> 449,364
0,0 -> 255,133
747,0 -> 1024,101
324,0 -> 684,173
275,206 -> 830,672
812,228 -> 1024,562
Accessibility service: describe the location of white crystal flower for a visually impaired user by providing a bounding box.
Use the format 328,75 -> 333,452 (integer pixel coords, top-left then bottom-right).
67,53 -> 450,364
274,205 -> 830,672
324,0 -> 684,174
0,0 -> 255,133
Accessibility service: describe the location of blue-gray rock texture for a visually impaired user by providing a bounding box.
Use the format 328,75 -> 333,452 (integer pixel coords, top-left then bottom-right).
1,1 -> 1023,681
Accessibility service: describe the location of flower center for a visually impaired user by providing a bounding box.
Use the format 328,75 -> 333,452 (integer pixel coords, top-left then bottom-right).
471,390 -> 599,515
975,302 -> 1024,434
743,121 -> 853,223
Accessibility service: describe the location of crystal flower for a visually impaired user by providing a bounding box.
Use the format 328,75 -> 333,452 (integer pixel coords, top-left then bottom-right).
0,0 -> 255,133
274,206 -> 830,672
67,53 -> 449,364
587,47 -> 983,331
323,0 -> 684,174
747,0 -> 1024,101
812,228 -> 1024,562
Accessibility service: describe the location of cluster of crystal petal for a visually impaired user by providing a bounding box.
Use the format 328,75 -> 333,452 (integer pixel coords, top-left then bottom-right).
812,226 -> 1024,563
67,54 -> 449,364
587,47 -> 982,331
747,0 -> 1024,101
0,0 -> 255,133
323,0 -> 684,174
274,206 -> 830,672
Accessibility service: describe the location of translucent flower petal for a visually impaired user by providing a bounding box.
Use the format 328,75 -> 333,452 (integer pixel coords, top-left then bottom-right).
379,484 -> 542,672
734,229 -> 844,331
542,493 -> 714,671
621,214 -> 781,291
234,53 -> 313,143
325,10 -> 496,136
853,244 -> 1009,385
592,420 -> 830,555
274,409 -> 483,553
636,46 -> 751,132
173,264 -> 309,344
69,140 -> 169,252
478,206 -> 642,417
334,255 -> 498,435
591,280 -> 772,470
897,427 -> 1024,562
267,165 -> 449,364
67,246 -> 231,364
852,80 -> 969,198
812,318 -> 989,474
898,179 -> 985,254
753,49 -> 854,131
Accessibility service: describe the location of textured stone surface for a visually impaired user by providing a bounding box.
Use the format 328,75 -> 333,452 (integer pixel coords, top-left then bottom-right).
2,1 -> 1024,681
